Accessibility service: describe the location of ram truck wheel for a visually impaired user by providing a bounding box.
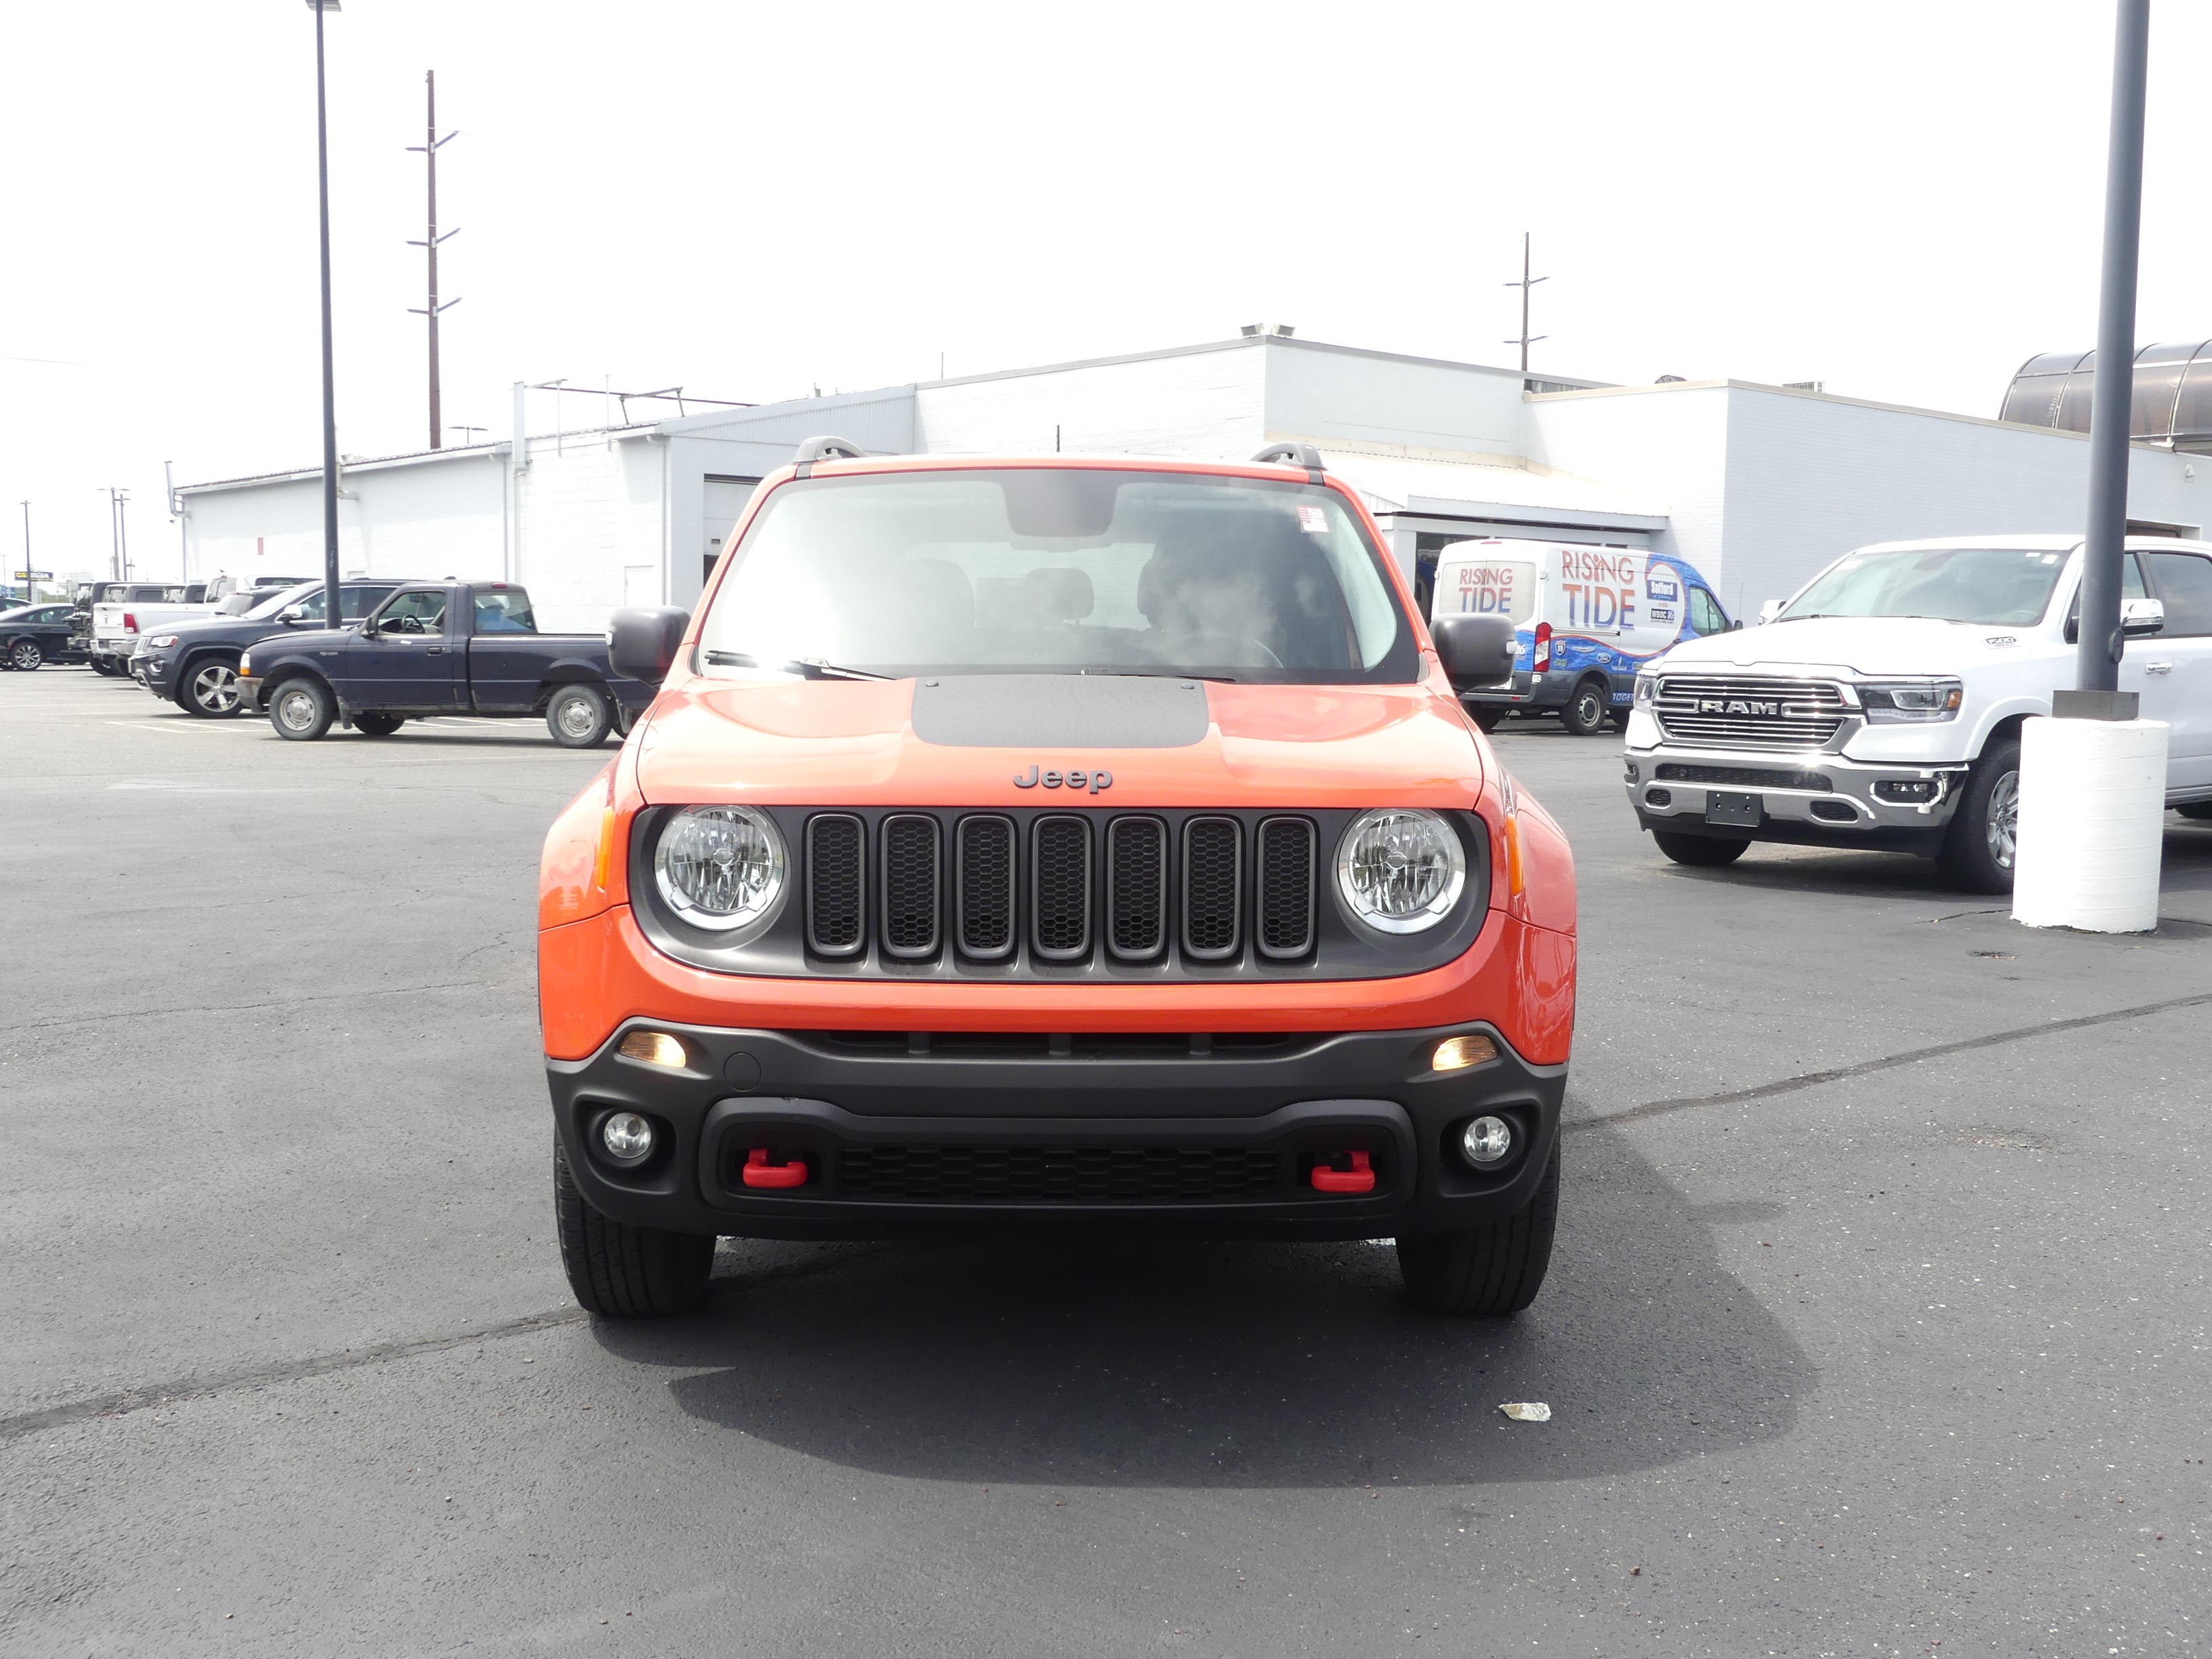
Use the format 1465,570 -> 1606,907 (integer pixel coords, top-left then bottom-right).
1397,1141 -> 1560,1315
269,677 -> 335,741
1652,831 -> 1748,867
1936,738 -> 2020,895
554,1141 -> 714,1317
547,683 -> 614,749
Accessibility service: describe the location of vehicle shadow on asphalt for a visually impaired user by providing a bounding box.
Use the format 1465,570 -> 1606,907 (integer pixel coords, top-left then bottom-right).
1651,819 -> 2212,914
590,1122 -> 1809,1487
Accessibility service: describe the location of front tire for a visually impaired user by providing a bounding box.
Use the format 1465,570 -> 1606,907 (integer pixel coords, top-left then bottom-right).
1937,738 -> 2020,894
1397,1140 -> 1560,1315
1559,678 -> 1609,737
1652,830 -> 1748,867
177,654 -> 242,717
1469,707 -> 1504,734
268,676 -> 335,741
554,1141 -> 714,1317
547,682 -> 613,748
7,638 -> 41,671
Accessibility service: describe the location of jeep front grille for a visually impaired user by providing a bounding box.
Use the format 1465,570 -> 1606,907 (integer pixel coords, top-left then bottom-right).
1652,675 -> 1849,751
798,808 -> 1322,972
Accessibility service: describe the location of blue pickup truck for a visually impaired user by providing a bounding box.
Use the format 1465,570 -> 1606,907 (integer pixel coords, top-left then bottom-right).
236,580 -> 653,747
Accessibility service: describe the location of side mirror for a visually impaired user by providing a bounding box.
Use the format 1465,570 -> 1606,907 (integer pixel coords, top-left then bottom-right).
2121,596 -> 2166,637
1757,599 -> 1784,623
1432,614 -> 1517,690
279,606 -> 307,623
1728,618 -> 1744,631
609,607 -> 692,683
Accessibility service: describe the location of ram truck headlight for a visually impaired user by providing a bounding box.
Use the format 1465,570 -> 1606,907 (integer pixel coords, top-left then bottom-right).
655,804 -> 785,930
1859,679 -> 1963,723
1336,808 -> 1466,933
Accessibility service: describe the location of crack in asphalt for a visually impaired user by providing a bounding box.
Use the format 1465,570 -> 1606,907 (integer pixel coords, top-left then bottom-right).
1568,987 -> 2212,1130
0,979 -> 489,1038
0,1248 -> 885,1443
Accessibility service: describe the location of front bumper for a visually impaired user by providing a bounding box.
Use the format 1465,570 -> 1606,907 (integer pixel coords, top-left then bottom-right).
1622,745 -> 1967,852
549,1019 -> 1565,1243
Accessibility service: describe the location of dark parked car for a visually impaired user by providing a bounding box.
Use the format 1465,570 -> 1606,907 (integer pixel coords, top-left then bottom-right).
133,579 -> 408,716
237,581 -> 653,746
0,602 -> 86,670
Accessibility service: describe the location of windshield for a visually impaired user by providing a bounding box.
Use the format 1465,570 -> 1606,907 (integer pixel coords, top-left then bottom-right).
1778,545 -> 2072,626
697,468 -> 1413,682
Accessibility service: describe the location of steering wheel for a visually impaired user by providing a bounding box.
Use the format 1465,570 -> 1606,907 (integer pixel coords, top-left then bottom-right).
1160,631 -> 1284,670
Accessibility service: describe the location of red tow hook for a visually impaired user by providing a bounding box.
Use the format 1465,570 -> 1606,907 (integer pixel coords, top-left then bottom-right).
741,1148 -> 810,1189
1310,1150 -> 1375,1194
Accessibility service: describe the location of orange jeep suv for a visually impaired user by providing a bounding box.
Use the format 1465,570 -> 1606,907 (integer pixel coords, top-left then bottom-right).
538,444 -> 1577,1318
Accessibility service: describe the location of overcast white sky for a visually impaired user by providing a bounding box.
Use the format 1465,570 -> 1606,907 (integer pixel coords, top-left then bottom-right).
3,1 -> 2207,581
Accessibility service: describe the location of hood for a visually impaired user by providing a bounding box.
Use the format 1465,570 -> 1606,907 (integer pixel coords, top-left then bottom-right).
633,674 -> 1488,809
247,623 -> 361,659
1652,616 -> 2035,678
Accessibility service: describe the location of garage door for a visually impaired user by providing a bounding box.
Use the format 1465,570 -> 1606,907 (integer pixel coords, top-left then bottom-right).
703,477 -> 761,581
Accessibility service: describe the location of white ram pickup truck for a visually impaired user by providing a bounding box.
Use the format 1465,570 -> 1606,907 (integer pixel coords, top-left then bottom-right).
1622,535 -> 2212,893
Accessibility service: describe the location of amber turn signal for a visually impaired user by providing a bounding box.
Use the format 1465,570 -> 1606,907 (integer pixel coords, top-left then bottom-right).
617,1030 -> 688,1068
1431,1033 -> 1498,1071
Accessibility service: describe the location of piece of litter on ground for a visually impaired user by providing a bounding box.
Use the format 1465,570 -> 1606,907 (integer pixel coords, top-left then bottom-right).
1500,1401 -> 1551,1422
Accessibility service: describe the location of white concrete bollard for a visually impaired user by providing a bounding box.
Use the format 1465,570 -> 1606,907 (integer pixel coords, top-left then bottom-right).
2011,716 -> 2168,933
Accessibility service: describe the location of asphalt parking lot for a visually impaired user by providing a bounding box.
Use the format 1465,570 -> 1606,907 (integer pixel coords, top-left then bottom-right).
3,670 -> 2208,1658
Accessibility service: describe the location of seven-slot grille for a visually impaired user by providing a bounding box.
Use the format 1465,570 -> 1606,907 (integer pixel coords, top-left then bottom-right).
804,811 -> 1320,969
1652,674 -> 1849,752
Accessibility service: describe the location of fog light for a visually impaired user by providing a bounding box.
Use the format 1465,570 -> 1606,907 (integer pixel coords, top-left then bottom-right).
600,1111 -> 655,1164
1460,1115 -> 1513,1168
617,1030 -> 687,1068
1431,1033 -> 1498,1071
1645,787 -> 1673,808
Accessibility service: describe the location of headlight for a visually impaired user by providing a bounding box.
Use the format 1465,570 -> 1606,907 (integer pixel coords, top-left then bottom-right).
654,804 -> 785,930
1859,679 -> 1963,723
1336,808 -> 1466,933
146,634 -> 178,649
1633,672 -> 1658,706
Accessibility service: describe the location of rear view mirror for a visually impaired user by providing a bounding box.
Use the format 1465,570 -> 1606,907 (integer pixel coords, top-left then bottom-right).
609,607 -> 692,683
1757,599 -> 1784,623
1432,614 -> 1517,690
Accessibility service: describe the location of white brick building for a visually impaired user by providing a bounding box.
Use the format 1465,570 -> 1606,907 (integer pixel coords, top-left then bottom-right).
177,333 -> 2211,634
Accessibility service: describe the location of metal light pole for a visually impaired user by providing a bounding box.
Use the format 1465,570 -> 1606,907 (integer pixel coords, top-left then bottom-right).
308,0 -> 343,628
2072,0 -> 2152,712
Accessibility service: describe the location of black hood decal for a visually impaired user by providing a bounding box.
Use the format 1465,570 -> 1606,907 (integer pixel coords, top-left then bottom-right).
909,675 -> 1209,749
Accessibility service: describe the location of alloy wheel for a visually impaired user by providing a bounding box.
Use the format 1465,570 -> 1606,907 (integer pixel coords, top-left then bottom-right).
191,662 -> 240,714
1986,769 -> 2020,869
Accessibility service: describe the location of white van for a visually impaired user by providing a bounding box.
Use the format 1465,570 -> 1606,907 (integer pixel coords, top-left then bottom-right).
1428,538 -> 1735,734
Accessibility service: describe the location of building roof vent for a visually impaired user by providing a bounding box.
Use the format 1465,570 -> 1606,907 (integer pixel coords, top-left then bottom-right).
1240,323 -> 1296,338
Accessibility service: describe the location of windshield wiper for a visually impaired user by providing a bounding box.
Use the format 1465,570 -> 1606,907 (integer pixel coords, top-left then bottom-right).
703,650 -> 889,680
1078,668 -> 1239,682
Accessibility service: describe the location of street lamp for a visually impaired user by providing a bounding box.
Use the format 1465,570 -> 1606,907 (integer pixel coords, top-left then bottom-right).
308,0 -> 342,631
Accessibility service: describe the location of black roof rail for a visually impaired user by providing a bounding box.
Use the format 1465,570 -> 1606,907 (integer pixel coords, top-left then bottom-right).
792,435 -> 867,476
1250,441 -> 1326,481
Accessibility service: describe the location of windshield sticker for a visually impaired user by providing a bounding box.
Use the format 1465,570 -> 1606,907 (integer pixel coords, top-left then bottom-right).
1296,506 -> 1329,534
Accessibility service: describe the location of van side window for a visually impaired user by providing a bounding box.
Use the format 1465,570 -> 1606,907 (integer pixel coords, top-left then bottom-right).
1688,588 -> 1728,635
